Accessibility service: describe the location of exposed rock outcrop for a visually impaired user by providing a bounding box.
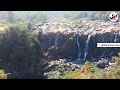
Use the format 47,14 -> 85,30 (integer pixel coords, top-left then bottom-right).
47,59 -> 81,71
96,58 -> 109,69
32,19 -> 120,61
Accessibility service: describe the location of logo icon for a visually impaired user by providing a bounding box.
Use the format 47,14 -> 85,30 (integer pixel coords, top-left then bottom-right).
109,12 -> 118,22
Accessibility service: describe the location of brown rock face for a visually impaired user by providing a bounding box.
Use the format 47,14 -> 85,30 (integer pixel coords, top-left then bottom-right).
36,20 -> 120,61
90,32 -> 120,60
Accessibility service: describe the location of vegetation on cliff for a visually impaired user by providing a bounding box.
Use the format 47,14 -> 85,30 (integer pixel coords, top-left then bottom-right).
0,23 -> 47,79
0,11 -> 120,79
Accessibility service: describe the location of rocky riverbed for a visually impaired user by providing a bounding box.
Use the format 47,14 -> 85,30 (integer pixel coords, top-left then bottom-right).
44,58 -> 118,79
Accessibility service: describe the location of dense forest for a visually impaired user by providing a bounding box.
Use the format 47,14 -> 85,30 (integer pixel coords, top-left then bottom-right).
0,11 -> 120,79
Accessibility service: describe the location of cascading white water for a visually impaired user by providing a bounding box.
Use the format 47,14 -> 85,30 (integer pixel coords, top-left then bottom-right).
54,33 -> 59,49
49,33 -> 51,47
114,34 -> 117,42
75,28 -> 82,61
83,34 -> 92,60
113,22 -> 118,42
119,30 -> 120,36
77,35 -> 81,60
91,56 -> 95,61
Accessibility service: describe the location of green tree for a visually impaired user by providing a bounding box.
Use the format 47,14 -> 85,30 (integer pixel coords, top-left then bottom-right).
0,24 -> 47,79
26,11 -> 47,23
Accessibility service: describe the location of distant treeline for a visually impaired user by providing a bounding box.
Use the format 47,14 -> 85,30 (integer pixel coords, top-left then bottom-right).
63,11 -> 120,21
0,11 -> 120,23
0,11 -> 48,23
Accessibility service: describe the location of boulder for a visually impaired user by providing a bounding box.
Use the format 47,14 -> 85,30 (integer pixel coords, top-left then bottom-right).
96,58 -> 109,69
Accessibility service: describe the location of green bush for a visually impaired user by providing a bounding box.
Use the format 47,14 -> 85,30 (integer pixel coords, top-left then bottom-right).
46,60 -> 120,79
91,66 -> 120,79
63,61 -> 96,79
81,61 -> 95,73
0,24 -> 47,79
0,70 -> 7,79
112,56 -> 120,66
108,66 -> 120,79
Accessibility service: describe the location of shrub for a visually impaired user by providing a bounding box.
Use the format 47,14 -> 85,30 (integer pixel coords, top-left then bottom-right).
81,61 -> 95,73
90,70 -> 110,79
0,24 -> 47,79
64,61 -> 96,79
112,56 -> 120,66
108,66 -> 120,79
46,60 -> 120,79
64,70 -> 81,79
0,70 -> 7,79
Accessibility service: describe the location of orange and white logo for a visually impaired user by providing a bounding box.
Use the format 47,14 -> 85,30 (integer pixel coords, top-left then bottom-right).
109,12 -> 118,22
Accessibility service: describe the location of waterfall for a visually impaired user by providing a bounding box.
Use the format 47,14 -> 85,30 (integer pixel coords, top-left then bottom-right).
119,30 -> 120,36
77,35 -> 81,60
91,56 -> 95,61
114,22 -> 118,42
54,33 -> 59,49
49,33 -> 51,47
83,34 -> 92,60
76,28 -> 82,60
114,34 -> 117,42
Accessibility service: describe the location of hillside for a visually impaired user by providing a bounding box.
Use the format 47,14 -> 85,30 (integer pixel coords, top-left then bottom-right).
0,11 -> 120,79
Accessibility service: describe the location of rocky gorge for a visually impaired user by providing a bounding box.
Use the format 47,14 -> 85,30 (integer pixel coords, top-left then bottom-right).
31,19 -> 120,63
1,11 -> 120,79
